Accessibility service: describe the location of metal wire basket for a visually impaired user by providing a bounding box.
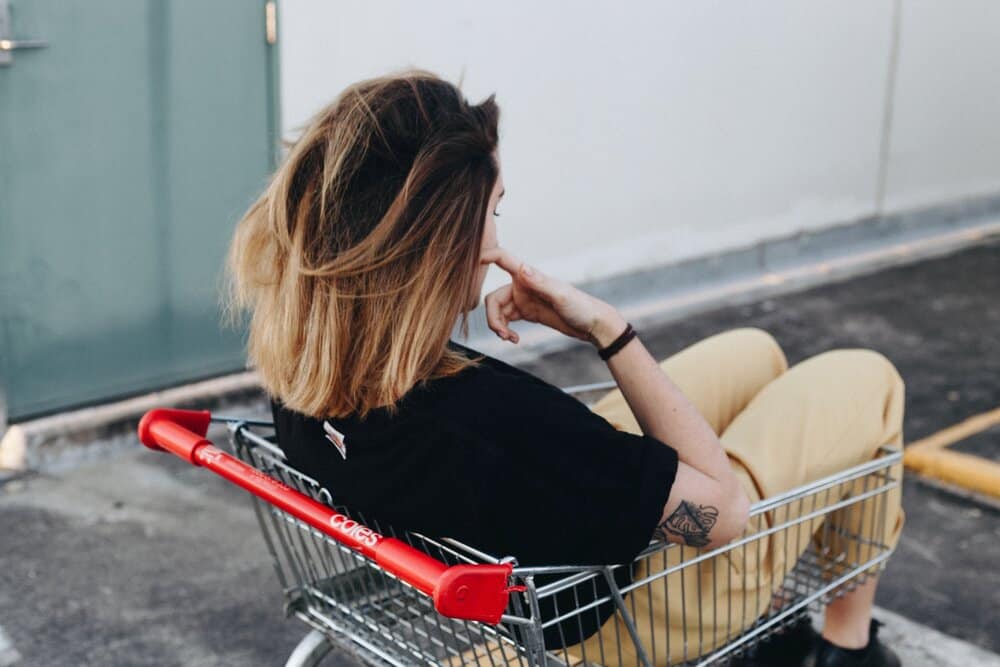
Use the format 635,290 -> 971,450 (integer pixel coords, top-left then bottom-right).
138,405 -> 900,667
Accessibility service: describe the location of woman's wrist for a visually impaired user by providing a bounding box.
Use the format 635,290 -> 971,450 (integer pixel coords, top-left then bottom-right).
588,307 -> 628,349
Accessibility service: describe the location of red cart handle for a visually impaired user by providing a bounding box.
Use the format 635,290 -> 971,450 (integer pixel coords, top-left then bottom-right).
138,408 -> 517,624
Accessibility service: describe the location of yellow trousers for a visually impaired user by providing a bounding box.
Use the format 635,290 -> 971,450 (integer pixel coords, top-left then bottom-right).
575,328 -> 905,666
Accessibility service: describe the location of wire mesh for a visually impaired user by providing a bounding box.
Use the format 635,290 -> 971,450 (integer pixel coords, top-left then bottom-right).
228,422 -> 900,667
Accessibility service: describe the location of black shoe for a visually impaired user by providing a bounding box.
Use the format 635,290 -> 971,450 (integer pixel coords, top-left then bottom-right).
810,619 -> 901,667
730,615 -> 818,667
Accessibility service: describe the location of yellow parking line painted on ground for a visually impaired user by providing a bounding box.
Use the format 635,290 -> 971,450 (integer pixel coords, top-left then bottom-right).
906,406 -> 1000,452
905,447 -> 1000,499
904,406 -> 1000,499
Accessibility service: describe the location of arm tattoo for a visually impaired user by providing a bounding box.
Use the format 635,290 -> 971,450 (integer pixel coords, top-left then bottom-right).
653,500 -> 720,548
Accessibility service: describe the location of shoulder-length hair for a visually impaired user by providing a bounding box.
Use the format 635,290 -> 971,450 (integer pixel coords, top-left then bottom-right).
226,70 -> 500,418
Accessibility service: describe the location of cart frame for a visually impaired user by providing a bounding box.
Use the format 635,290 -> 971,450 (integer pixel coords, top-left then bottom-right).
138,386 -> 900,667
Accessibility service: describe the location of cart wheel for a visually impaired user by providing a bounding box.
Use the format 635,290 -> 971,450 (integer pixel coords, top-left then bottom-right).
284,629 -> 335,667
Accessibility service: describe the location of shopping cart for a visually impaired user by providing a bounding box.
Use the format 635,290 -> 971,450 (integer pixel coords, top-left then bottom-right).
138,382 -> 901,667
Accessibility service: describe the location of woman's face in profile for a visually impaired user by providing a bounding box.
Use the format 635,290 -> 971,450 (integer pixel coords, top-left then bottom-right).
469,163 -> 505,309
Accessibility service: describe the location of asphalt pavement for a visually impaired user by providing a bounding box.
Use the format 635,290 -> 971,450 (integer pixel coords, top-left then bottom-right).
1,240 -> 997,666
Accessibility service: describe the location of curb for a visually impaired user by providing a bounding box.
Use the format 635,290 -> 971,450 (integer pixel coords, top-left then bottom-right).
0,371 -> 261,471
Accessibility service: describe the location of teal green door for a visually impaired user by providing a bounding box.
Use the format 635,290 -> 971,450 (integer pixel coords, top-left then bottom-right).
0,1 -> 277,420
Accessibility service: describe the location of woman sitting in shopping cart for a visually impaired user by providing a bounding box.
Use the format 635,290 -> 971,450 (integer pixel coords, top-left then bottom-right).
227,71 -> 903,667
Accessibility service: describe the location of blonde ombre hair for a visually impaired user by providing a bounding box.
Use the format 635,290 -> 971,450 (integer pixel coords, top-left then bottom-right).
227,71 -> 500,418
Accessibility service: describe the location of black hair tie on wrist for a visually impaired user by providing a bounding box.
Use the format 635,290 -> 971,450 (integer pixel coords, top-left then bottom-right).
597,323 -> 637,361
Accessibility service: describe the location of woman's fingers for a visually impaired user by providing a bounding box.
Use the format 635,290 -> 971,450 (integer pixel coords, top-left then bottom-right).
480,247 -> 581,343
484,284 -> 518,342
501,301 -> 521,343
484,289 -> 506,337
516,263 -> 559,303
480,247 -> 605,343
481,246 -> 558,304
479,246 -> 523,277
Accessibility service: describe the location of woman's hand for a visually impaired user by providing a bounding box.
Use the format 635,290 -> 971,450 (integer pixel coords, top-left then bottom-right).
480,247 -> 627,347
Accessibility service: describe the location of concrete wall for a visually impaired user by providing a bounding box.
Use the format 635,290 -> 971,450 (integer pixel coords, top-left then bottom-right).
278,1 -> 1000,293
881,1 -> 1000,213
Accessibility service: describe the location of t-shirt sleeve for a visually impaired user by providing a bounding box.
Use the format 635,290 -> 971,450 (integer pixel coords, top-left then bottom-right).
455,371 -> 680,566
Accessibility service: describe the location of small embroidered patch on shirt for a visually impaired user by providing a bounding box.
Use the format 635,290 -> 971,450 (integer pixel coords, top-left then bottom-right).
323,421 -> 348,460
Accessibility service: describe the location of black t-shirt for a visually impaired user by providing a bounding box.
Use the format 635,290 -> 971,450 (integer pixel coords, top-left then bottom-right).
271,340 -> 679,645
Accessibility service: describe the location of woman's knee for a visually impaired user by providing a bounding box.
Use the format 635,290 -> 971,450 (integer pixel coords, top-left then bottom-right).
810,349 -> 903,387
806,348 -> 905,433
674,327 -> 787,370
862,350 -> 905,431
723,327 -> 788,375
659,328 -> 789,398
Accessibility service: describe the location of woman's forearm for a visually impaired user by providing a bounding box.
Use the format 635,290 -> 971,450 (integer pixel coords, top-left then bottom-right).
478,248 -> 748,530
593,313 -> 737,485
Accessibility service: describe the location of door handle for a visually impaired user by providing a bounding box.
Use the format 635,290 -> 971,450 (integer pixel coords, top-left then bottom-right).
0,0 -> 47,66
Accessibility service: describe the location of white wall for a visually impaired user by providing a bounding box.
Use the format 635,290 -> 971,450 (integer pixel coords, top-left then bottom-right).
882,1 -> 1000,213
279,1 -> 1000,292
